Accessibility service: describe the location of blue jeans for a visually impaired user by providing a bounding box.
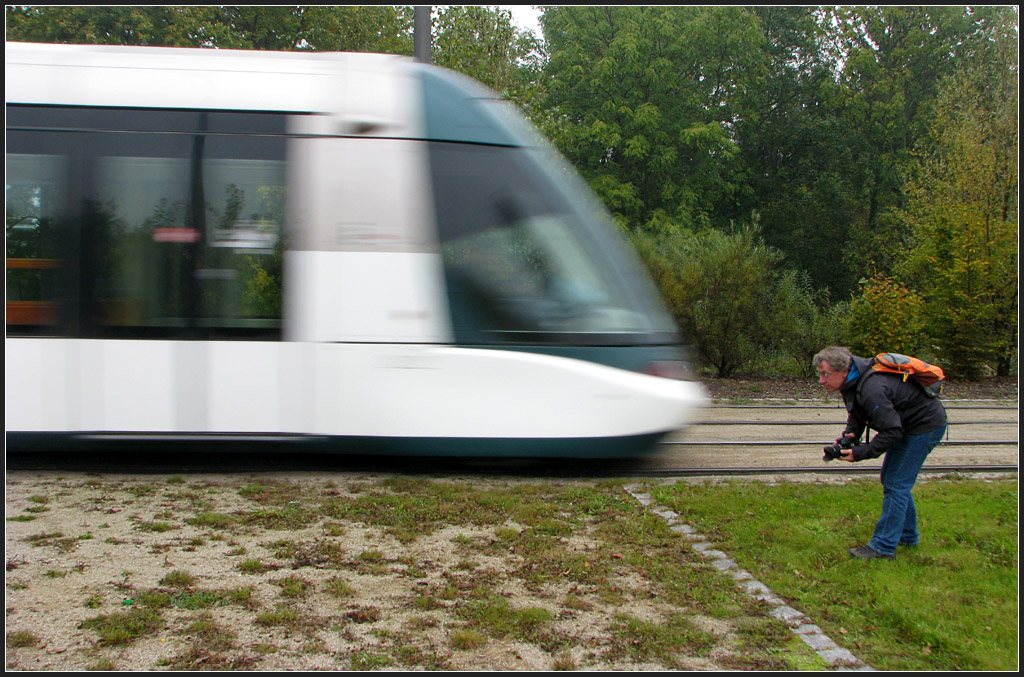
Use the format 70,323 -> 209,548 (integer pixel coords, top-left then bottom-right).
868,425 -> 946,556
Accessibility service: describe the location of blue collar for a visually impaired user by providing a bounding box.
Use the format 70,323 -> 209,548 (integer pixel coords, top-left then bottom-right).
846,361 -> 859,383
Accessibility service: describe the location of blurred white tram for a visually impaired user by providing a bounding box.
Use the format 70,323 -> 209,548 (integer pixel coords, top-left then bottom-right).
5,42 -> 706,457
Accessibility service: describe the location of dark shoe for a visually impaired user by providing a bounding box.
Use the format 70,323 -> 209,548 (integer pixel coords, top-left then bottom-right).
848,545 -> 894,560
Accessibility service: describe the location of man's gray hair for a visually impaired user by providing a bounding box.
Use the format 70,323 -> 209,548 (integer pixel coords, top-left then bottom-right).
813,346 -> 853,372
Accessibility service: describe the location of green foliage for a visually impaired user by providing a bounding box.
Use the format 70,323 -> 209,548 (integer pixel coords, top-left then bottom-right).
769,270 -> 849,378
5,6 -> 204,46
541,6 -> 758,232
736,7 -> 863,299
539,5 -> 1011,303
4,6 -> 414,53
635,221 -> 832,377
240,257 -> 282,319
844,274 -> 927,358
431,6 -> 543,104
895,8 -> 1018,378
825,7 -> 986,274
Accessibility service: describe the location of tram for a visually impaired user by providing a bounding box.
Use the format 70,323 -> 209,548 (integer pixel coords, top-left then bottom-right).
5,42 -> 706,457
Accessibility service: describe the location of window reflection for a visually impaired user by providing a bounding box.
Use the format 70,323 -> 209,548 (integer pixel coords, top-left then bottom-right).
5,153 -> 65,327
432,144 -> 652,342
6,109 -> 287,339
202,159 -> 286,326
93,155 -> 192,327
91,153 -> 286,332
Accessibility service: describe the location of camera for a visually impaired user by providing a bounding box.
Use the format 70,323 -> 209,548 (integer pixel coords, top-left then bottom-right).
823,436 -> 856,462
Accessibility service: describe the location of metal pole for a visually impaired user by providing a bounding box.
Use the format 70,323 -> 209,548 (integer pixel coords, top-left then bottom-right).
414,6 -> 431,64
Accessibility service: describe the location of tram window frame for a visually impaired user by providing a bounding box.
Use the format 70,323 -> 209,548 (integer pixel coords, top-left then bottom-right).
5,105 -> 289,341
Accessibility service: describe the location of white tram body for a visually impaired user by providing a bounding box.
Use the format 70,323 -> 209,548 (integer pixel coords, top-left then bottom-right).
5,42 -> 706,457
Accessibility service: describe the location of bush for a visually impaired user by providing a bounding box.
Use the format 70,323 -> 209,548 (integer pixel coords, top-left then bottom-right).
844,274 -> 928,358
634,221 -> 841,378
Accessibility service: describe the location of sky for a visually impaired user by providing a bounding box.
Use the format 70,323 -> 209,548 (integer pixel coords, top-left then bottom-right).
497,5 -> 544,36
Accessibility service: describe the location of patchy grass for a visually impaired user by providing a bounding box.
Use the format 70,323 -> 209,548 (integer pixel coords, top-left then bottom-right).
6,631 -> 40,648
324,576 -> 356,599
159,570 -> 196,588
456,595 -> 554,646
186,511 -> 237,530
10,472 -> 1009,671
79,607 -> 163,646
607,613 -> 717,668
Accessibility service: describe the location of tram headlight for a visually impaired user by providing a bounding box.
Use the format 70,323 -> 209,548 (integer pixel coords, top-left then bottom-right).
639,361 -> 695,381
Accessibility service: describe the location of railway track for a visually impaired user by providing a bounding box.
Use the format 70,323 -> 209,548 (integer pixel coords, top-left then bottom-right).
620,463 -> 1020,477
633,399 -> 1018,477
6,401 -> 1017,478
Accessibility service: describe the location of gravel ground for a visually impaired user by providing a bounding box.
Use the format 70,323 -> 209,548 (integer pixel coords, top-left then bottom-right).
700,375 -> 1018,402
5,472 -> 829,672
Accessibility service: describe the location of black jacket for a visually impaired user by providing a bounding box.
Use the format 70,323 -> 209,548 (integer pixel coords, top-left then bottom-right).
840,355 -> 947,461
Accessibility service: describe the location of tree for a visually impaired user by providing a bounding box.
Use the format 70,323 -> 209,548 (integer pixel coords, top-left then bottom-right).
431,5 -> 543,107
843,274 -> 927,359
733,6 -> 864,299
770,270 -> 849,378
896,7 -> 1018,378
541,6 -> 762,232
4,6 -> 414,53
4,6 -> 214,46
823,6 -> 995,283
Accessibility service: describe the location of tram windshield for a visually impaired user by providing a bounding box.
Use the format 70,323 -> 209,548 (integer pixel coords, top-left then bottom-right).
429,142 -> 677,345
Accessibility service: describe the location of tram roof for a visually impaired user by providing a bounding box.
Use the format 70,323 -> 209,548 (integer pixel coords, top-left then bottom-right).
5,42 -> 410,114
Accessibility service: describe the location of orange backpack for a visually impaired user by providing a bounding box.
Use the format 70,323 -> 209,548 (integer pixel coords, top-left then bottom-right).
870,352 -> 945,397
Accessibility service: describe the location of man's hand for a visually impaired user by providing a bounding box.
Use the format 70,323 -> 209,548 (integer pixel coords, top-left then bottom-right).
839,433 -> 857,462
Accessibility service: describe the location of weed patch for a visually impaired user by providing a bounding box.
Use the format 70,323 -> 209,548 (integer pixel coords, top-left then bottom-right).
79,607 -> 163,646
457,596 -> 554,645
608,613 -> 717,667
6,631 -> 39,648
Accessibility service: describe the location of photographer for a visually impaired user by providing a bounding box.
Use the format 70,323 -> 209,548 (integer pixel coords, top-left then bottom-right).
813,346 -> 947,560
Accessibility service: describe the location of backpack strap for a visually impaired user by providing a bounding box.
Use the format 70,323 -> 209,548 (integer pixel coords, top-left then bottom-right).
845,359 -> 876,413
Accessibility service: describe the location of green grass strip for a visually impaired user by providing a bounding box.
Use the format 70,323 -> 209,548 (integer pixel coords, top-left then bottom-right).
652,475 -> 1018,671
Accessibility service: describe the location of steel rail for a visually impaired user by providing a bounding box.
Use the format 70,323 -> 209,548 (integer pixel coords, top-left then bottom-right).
661,440 -> 1018,446
709,403 -> 1017,409
712,399 -> 1015,403
624,464 -> 1019,477
692,420 -> 1015,425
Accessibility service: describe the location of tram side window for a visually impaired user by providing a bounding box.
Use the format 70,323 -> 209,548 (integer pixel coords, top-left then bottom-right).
6,107 -> 287,339
5,154 -> 66,329
93,153 -> 193,329
88,126 -> 285,338
199,153 -> 286,331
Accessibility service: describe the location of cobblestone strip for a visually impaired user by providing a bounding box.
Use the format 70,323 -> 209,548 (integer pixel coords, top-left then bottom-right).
624,485 -> 873,671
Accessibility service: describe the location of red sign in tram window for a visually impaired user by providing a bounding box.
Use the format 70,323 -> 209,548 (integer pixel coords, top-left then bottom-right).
152,227 -> 201,243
